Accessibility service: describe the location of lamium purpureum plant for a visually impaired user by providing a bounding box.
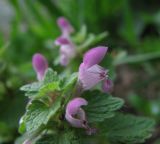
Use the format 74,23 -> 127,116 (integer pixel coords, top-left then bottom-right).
17,17 -> 155,144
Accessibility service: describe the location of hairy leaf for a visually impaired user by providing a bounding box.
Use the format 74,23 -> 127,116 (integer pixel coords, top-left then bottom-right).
20,82 -> 42,92
62,72 -> 77,92
20,68 -> 60,99
35,131 -> 80,144
100,113 -> 155,144
37,81 -> 60,98
84,91 -> 124,123
25,96 -> 62,132
43,68 -> 59,84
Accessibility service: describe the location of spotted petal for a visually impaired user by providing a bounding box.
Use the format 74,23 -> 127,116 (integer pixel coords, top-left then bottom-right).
79,63 -> 108,90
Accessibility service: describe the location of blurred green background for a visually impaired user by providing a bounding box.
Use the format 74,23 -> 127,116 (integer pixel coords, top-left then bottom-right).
0,0 -> 160,143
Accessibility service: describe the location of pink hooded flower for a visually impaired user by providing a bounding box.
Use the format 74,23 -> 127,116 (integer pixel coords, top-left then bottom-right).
65,97 -> 88,128
55,37 -> 76,66
32,53 -> 48,81
57,17 -> 74,37
78,46 -> 110,90
83,46 -> 108,68
65,97 -> 96,135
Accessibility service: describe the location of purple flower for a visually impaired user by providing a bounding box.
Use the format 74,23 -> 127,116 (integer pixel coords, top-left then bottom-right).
56,17 -> 76,66
83,46 -> 108,68
55,36 -> 70,45
32,53 -> 48,81
102,79 -> 113,93
65,97 -> 97,135
57,17 -> 74,37
55,37 -> 76,66
78,46 -> 109,90
65,97 -> 88,128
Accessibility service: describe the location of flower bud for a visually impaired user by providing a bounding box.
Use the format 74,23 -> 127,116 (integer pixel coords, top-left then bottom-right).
32,53 -> 48,81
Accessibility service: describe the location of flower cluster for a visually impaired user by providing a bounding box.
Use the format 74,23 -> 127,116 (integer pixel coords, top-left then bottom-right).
55,17 -> 76,66
65,46 -> 113,134
20,17 -> 155,144
31,17 -> 113,135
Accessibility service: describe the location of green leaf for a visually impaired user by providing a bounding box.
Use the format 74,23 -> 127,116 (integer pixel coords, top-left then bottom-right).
92,31 -> 108,44
36,68 -> 60,98
23,82 -> 60,99
15,133 -> 29,144
43,68 -> 59,84
20,82 -> 42,92
73,25 -> 87,44
20,68 -> 60,99
18,115 -> 27,134
35,131 -> 80,144
25,91 -> 38,98
36,134 -> 56,144
83,91 -> 124,123
24,96 -> 62,132
62,72 -> 77,92
101,113 -> 155,144
37,81 -> 60,98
